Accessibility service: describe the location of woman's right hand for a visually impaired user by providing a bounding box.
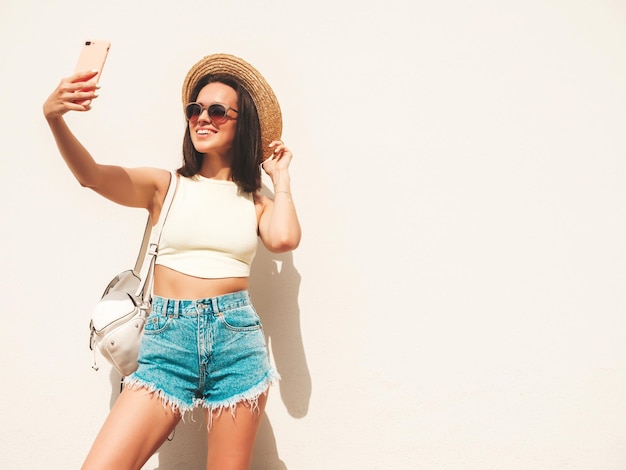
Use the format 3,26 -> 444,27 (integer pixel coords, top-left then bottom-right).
43,71 -> 100,120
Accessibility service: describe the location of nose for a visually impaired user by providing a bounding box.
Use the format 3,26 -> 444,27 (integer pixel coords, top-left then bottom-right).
197,107 -> 212,123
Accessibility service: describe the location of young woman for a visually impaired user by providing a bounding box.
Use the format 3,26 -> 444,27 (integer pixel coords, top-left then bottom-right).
43,53 -> 301,470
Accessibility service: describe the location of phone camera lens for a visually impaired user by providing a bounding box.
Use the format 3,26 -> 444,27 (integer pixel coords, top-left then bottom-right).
85,41 -> 91,45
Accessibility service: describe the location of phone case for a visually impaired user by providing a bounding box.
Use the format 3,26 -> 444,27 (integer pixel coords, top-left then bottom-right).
74,40 -> 110,79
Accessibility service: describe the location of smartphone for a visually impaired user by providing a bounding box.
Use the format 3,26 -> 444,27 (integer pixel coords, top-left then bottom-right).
74,39 -> 110,79
74,40 -> 110,105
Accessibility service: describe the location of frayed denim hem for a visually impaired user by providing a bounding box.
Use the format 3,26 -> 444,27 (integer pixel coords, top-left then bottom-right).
201,368 -> 281,429
123,375 -> 196,419
123,368 -> 280,427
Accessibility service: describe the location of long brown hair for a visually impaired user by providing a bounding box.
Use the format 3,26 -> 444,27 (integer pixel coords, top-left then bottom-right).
178,74 -> 262,193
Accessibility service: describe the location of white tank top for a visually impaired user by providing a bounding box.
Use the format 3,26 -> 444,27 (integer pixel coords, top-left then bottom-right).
156,175 -> 258,278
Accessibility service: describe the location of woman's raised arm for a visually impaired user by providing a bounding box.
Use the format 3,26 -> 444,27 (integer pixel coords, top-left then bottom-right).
43,71 -> 169,216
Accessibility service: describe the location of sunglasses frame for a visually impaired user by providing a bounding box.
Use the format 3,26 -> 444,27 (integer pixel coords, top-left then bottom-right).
185,102 -> 238,125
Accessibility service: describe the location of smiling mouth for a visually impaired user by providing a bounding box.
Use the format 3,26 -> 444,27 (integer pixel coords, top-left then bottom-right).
197,129 -> 216,136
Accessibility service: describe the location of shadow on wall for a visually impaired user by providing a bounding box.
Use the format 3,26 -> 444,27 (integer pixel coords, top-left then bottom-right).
249,244 -> 312,468
106,240 -> 311,469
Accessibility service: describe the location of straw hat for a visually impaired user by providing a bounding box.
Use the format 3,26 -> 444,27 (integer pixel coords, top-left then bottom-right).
182,53 -> 282,161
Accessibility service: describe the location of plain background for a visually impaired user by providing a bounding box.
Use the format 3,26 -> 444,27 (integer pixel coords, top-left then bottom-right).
1,0 -> 625,469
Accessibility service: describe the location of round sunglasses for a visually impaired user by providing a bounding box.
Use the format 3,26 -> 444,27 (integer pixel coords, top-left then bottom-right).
184,102 -> 238,124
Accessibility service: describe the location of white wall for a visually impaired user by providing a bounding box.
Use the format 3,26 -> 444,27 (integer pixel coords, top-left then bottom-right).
1,0 -> 625,468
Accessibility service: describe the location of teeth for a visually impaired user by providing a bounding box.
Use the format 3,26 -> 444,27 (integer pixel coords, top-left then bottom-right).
197,129 -> 215,135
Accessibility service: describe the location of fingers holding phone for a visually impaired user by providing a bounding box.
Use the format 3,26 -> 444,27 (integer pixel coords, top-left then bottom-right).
42,74 -> 93,119
43,40 -> 110,119
70,70 -> 101,108
73,40 -> 110,106
43,71 -> 101,119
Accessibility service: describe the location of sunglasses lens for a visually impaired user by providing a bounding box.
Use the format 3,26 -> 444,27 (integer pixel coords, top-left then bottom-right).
208,104 -> 227,123
185,103 -> 231,123
185,103 -> 202,120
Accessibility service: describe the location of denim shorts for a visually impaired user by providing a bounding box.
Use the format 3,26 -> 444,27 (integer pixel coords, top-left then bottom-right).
124,290 -> 279,418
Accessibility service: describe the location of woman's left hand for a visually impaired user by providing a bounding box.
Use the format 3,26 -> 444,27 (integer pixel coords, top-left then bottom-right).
261,140 -> 293,179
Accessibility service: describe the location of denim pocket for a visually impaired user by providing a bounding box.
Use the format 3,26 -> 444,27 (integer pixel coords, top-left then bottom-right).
219,305 -> 262,332
144,312 -> 174,335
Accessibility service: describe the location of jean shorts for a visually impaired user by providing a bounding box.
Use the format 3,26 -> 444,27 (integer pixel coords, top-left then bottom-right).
124,290 -> 279,418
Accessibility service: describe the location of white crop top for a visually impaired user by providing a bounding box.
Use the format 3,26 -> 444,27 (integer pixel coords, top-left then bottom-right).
156,175 -> 258,278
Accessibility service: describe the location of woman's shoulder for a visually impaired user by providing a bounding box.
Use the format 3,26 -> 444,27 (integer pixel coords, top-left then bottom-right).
130,166 -> 176,188
123,167 -> 177,206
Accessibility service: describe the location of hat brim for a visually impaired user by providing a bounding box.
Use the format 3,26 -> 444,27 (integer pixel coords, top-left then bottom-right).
182,53 -> 282,162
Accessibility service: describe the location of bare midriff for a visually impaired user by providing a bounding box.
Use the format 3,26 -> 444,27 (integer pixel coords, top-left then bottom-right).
153,265 -> 249,300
